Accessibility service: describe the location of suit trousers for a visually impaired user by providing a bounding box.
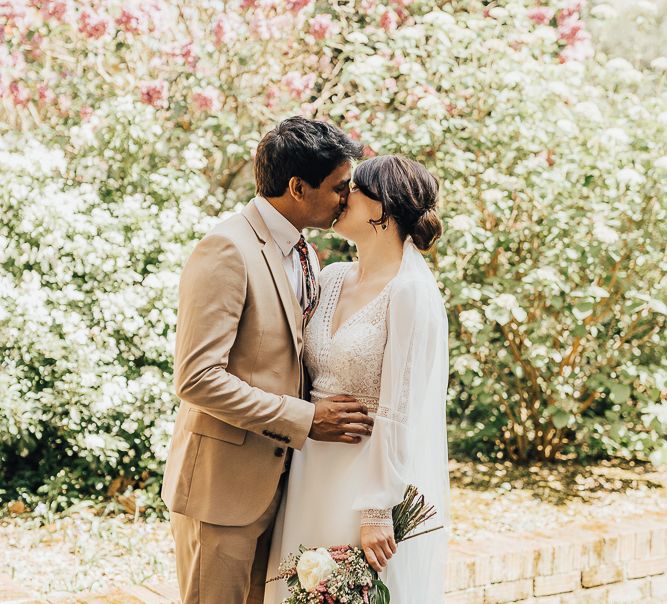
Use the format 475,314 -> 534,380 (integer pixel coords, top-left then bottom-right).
170,470 -> 286,604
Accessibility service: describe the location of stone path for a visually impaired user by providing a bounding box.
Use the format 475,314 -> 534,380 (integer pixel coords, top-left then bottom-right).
0,576 -> 179,604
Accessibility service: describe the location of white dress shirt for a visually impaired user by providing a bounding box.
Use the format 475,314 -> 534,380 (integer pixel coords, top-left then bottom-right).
253,196 -> 320,310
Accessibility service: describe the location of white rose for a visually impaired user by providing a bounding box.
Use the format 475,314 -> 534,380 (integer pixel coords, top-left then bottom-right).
296,548 -> 338,592
654,156 -> 667,171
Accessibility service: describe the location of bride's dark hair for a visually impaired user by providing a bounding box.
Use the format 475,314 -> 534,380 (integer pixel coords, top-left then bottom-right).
352,155 -> 443,251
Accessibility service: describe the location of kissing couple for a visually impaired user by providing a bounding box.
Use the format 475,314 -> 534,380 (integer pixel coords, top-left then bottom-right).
162,116 -> 450,603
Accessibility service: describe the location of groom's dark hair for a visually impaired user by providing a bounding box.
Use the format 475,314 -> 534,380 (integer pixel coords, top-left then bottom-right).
254,116 -> 364,197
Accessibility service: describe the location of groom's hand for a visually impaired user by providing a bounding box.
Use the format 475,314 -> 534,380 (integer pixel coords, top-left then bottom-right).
308,395 -> 374,443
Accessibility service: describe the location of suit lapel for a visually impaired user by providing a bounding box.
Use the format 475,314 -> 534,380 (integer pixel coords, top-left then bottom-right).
242,200 -> 302,352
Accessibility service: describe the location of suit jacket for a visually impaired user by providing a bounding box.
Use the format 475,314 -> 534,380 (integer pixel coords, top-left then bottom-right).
161,200 -> 317,526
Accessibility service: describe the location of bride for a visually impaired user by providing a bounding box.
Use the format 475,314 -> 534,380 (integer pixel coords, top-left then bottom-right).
263,155 -> 451,603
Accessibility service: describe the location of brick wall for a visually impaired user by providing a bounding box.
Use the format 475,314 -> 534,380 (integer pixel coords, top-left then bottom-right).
445,510 -> 667,603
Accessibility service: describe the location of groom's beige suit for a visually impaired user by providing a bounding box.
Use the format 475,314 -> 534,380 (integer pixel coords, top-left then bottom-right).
162,198 -> 318,603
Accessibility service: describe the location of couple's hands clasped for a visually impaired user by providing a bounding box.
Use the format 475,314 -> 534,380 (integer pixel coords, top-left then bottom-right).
309,394 -> 373,443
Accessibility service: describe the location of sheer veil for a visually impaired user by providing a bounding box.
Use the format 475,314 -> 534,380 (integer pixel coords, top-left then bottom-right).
347,236 -> 451,602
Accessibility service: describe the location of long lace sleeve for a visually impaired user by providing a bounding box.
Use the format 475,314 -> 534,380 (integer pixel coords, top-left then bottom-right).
350,273 -> 449,525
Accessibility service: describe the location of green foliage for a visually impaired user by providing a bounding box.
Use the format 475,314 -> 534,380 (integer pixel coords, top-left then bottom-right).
1,0 -> 666,513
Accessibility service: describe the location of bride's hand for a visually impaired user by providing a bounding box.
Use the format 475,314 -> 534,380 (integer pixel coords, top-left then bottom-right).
360,525 -> 397,573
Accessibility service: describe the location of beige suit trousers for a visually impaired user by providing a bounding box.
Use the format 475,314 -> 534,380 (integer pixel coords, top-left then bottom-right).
170,471 -> 286,604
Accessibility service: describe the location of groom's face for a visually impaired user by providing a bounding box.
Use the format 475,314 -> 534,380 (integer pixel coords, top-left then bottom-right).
302,162 -> 353,230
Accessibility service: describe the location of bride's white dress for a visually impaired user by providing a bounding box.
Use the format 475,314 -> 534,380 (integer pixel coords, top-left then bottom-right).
263,239 -> 450,604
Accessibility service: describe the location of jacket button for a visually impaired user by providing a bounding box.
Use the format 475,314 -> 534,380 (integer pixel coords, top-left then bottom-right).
274,447 -> 284,457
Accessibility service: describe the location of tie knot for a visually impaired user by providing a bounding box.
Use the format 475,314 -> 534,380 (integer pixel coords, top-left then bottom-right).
294,235 -> 308,255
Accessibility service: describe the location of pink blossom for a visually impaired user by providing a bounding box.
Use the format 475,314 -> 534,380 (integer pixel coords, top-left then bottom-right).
527,7 -> 554,25
9,80 -> 30,107
360,0 -> 377,12
78,11 -> 108,39
558,36 -> 593,63
192,87 -> 220,113
309,14 -> 336,40
28,32 -> 44,59
301,101 -> 316,115
286,0 -> 311,13
558,1 -> 586,24
116,9 -> 142,34
180,42 -> 198,70
250,14 -> 285,40
383,77 -> 397,93
282,71 -> 316,100
80,105 -> 93,120
240,0 -> 259,9
38,82 -> 55,104
557,15 -> 587,45
380,9 -> 398,32
265,85 -> 279,109
35,0 -> 68,22
213,17 -> 230,46
344,107 -> 360,121
140,80 -> 168,108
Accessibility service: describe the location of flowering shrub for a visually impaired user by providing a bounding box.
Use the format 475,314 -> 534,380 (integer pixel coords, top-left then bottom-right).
1,0 -> 666,510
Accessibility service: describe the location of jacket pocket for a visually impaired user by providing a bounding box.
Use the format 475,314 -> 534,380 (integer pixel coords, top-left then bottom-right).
184,408 -> 247,445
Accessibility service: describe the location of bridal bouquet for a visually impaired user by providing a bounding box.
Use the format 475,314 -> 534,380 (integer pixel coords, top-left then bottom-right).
267,485 -> 440,604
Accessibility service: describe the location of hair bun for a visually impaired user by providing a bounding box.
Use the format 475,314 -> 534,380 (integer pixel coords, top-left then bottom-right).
411,208 -> 443,251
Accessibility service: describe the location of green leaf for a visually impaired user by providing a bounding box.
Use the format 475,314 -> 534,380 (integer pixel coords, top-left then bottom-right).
372,578 -> 391,604
609,384 -> 631,403
552,409 -> 571,429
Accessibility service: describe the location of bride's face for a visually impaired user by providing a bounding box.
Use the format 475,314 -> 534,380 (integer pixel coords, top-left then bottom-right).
332,182 -> 384,242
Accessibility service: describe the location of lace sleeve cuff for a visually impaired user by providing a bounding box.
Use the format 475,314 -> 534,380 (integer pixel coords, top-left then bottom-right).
360,508 -> 394,527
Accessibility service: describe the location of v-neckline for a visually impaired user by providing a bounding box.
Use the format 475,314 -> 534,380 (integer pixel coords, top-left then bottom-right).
328,264 -> 396,340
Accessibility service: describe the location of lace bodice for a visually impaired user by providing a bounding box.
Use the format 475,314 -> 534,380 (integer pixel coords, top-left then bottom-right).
304,262 -> 390,414
304,262 -> 394,526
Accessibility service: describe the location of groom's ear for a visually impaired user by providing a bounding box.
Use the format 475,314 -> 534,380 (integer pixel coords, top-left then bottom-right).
288,176 -> 305,201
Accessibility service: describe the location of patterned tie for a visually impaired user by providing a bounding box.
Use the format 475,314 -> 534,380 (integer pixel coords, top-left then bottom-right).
294,235 -> 318,320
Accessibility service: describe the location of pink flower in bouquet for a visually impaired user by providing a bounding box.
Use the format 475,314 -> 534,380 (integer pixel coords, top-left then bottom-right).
309,14 -> 337,40
140,80 -> 168,108
380,9 -> 398,32
78,10 -> 108,39
527,7 -> 554,25
240,0 -> 259,10
282,71 -> 316,100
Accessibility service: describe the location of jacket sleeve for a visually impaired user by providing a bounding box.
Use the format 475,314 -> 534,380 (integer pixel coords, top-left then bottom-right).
173,233 -> 315,449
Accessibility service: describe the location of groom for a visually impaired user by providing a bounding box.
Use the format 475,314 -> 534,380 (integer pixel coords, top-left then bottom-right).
161,116 -> 373,603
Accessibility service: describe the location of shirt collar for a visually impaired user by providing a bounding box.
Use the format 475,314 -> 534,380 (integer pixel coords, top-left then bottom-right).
253,196 -> 302,257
